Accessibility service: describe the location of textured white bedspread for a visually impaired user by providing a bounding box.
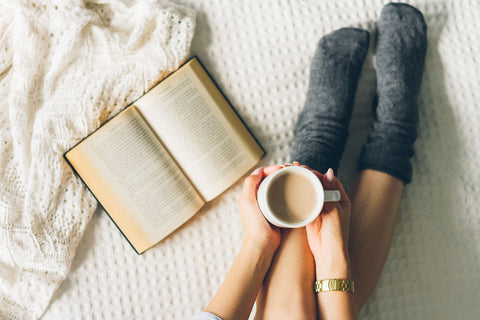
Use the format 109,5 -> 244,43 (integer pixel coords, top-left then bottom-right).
43,0 -> 480,319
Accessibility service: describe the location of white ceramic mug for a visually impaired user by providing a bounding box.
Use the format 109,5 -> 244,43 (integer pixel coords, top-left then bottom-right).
257,166 -> 341,228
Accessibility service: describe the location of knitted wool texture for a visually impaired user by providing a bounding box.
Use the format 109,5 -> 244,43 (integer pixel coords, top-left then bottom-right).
0,1 -> 195,319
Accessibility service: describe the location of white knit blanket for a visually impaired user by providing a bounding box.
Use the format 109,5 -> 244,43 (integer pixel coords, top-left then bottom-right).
0,1 -> 195,319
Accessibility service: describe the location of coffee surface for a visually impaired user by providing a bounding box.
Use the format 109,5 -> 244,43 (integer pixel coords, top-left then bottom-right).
267,172 -> 317,223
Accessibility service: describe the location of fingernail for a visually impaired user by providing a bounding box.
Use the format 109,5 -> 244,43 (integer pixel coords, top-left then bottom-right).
326,168 -> 335,181
252,167 -> 263,175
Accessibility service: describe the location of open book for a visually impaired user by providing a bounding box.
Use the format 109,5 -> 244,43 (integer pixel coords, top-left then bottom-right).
65,57 -> 264,254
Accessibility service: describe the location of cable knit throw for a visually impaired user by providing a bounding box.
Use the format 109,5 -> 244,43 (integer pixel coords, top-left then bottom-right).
0,1 -> 195,319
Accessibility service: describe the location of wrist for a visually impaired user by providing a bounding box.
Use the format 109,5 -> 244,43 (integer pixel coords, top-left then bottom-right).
242,237 -> 277,259
314,250 -> 351,280
239,239 -> 277,281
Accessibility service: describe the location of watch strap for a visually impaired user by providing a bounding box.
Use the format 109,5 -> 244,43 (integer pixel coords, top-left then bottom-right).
314,279 -> 355,293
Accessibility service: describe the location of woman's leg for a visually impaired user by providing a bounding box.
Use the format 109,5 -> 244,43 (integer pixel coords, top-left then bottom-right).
257,4 -> 427,316
290,28 -> 370,175
348,170 -> 403,309
256,27 -> 369,319
350,3 -> 427,310
254,228 -> 317,319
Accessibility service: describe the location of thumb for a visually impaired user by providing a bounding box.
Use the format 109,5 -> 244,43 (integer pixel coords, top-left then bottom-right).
241,167 -> 264,202
322,168 -> 336,190
322,168 -> 349,208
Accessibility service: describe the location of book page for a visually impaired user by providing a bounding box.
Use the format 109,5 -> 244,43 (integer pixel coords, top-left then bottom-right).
134,58 -> 264,201
65,106 -> 204,253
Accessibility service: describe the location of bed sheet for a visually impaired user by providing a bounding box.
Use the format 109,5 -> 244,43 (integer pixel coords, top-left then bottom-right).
43,0 -> 480,319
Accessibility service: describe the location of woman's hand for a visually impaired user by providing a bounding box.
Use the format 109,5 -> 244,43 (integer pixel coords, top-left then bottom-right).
238,165 -> 284,253
204,164 -> 285,318
305,167 -> 352,277
303,166 -> 357,319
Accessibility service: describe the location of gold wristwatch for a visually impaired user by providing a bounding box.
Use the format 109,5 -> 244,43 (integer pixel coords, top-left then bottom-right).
314,279 -> 355,293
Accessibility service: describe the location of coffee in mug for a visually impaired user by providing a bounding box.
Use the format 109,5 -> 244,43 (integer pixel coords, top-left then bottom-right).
257,166 -> 340,228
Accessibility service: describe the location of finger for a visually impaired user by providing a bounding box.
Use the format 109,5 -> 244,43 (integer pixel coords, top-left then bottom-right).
290,161 -> 312,171
317,168 -> 338,192
322,168 -> 336,190
322,168 -> 349,206
241,167 -> 264,202
333,176 -> 349,206
326,168 -> 335,182
325,169 -> 346,196
263,164 -> 283,176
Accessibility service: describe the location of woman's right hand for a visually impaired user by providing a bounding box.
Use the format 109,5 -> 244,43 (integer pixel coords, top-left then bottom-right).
305,168 -> 352,278
238,164 -> 284,253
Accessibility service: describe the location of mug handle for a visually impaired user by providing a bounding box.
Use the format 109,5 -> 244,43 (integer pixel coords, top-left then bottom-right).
324,190 -> 341,202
